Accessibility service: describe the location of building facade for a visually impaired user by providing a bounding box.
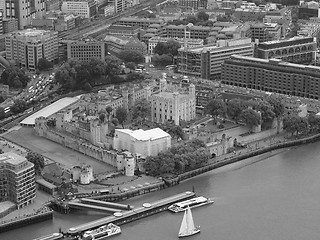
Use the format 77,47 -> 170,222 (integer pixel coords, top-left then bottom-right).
178,0 -> 207,9
4,0 -> 46,29
254,37 -> 317,64
64,39 -> 106,61
106,25 -> 141,38
221,55 -> 320,99
0,152 -> 36,209
164,24 -> 212,40
117,17 -> 165,29
114,128 -> 171,157
104,35 -> 147,56
250,22 -> 281,42
151,79 -> 196,125
61,0 -> 97,18
177,38 -> 254,79
3,18 -> 19,33
5,29 -> 59,70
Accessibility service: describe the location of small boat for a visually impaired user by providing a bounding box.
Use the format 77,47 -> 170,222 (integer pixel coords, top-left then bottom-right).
168,196 -> 214,213
178,206 -> 200,238
81,223 -> 121,240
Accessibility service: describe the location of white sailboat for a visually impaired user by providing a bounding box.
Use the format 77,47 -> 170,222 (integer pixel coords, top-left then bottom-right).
178,205 -> 200,238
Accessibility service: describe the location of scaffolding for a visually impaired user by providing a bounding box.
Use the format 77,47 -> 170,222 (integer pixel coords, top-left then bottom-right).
177,49 -> 202,77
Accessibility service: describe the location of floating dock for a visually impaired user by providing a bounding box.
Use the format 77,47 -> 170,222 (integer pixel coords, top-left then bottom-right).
67,191 -> 196,237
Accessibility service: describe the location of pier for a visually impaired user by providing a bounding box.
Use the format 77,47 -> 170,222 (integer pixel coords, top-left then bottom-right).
33,233 -> 63,240
66,191 -> 196,237
68,202 -> 122,213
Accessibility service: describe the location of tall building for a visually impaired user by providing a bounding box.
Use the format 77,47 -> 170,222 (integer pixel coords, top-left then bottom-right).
62,39 -> 106,61
5,29 -> 59,70
4,0 -> 46,29
221,55 -> 320,99
0,152 -> 36,209
151,79 -> 196,125
254,37 -> 317,64
177,38 -> 254,80
61,0 -> 97,18
115,0 -> 139,13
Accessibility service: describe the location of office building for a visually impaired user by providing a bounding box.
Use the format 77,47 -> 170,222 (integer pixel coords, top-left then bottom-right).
63,39 -> 106,62
3,18 -> 18,33
250,22 -> 281,42
177,38 -> 254,80
104,35 -> 147,56
106,25 -> 141,38
4,0 -> 46,29
5,29 -> 58,70
164,24 -> 212,40
254,37 -> 317,64
61,0 -> 97,18
151,79 -> 196,125
221,55 -> 320,99
0,152 -> 36,209
115,0 -> 139,13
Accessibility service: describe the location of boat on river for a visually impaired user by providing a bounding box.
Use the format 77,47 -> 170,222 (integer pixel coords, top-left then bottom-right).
81,223 -> 121,240
168,196 -> 214,213
178,206 -> 200,238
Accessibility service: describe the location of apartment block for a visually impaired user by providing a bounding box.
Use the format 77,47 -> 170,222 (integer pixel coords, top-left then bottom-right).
5,29 -> 58,70
117,17 -> 165,29
254,37 -> 317,64
178,0 -> 207,9
0,152 -> 36,209
221,55 -> 320,99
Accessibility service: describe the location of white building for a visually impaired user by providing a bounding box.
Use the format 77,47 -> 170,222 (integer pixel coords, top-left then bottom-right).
115,0 -> 139,13
104,5 -> 115,16
148,36 -> 204,55
61,0 -> 97,18
114,128 -> 171,157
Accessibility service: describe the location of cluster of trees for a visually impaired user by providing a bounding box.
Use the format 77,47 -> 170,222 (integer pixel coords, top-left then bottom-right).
132,98 -> 151,123
283,113 -> 320,136
205,96 -> 285,130
168,11 -> 213,27
119,50 -> 144,64
37,58 -> 54,71
26,151 -> 45,175
152,40 -> 181,67
55,56 -> 144,92
143,139 -> 210,176
0,67 -> 30,89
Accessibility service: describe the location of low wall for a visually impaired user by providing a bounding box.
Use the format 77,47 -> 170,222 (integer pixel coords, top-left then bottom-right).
0,207 -> 53,233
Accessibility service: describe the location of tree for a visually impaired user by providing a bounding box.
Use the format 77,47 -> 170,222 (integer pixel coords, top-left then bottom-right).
284,115 -> 308,136
153,40 -> 181,56
106,106 -> 113,121
126,62 -> 136,70
38,58 -> 53,71
119,50 -> 144,64
132,98 -> 151,122
99,113 -> 106,123
0,66 -> 30,88
197,11 -> 209,21
227,98 -> 246,123
267,96 -> 285,118
257,100 -> 275,124
126,72 -> 144,82
111,118 -> 119,126
115,107 -> 127,127
167,125 -> 184,140
11,99 -> 27,114
26,151 -> 45,175
308,114 -> 320,133
152,54 -> 173,68
0,107 -> 5,120
205,99 -> 227,121
240,108 -> 261,131
83,82 -> 92,92
105,55 -> 122,76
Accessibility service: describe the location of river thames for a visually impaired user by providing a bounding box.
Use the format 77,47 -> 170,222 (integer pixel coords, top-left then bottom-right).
2,142 -> 320,240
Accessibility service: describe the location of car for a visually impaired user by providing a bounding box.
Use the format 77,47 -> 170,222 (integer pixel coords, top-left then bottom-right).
149,64 -> 154,68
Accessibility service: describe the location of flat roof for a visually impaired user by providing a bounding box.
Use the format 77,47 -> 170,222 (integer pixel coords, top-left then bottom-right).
116,128 -> 170,141
0,152 -> 26,165
20,96 -> 80,126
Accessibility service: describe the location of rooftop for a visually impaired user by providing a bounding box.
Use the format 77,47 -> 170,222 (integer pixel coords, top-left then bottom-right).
0,152 -> 27,166
116,128 -> 171,141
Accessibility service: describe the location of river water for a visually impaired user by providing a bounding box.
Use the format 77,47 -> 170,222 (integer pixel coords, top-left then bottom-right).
2,142 -> 320,240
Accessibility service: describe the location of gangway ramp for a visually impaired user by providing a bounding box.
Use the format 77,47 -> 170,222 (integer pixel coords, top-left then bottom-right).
68,202 -> 122,213
81,198 -> 133,210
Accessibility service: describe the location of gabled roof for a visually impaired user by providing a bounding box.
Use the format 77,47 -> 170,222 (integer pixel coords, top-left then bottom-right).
116,128 -> 171,141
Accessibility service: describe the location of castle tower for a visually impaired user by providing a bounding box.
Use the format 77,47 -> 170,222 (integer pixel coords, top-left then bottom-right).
173,92 -> 180,125
122,88 -> 129,111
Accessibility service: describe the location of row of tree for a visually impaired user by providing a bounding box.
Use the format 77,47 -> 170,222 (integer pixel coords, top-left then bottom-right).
283,113 -> 320,136
143,139 -> 210,176
205,96 -> 285,130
